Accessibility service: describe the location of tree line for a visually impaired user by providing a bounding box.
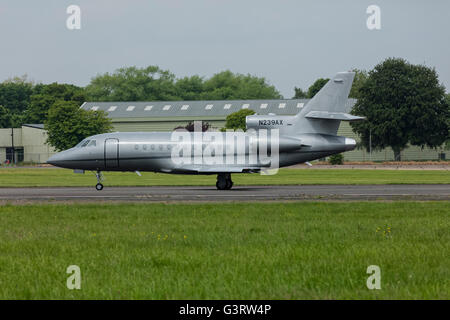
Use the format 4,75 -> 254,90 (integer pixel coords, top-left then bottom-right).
0,68 -> 282,128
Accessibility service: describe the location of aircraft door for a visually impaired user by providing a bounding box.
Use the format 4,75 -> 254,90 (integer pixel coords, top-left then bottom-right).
104,138 -> 119,168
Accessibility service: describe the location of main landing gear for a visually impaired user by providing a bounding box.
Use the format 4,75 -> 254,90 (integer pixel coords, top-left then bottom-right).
216,173 -> 233,190
95,170 -> 104,191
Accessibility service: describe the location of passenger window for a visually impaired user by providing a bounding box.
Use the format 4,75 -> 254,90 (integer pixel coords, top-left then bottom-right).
151,145 -> 155,150
134,144 -> 139,150
143,144 -> 147,150
159,144 -> 163,150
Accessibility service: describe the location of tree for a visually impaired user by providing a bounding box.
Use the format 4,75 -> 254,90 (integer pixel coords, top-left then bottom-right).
0,105 -> 11,128
293,87 -> 307,99
45,101 -> 113,151
223,109 -> 256,131
201,71 -> 282,100
25,83 -> 87,124
175,75 -> 205,100
349,69 -> 368,99
350,58 -> 450,160
307,78 -> 329,98
86,65 -> 179,101
86,66 -> 282,102
445,93 -> 450,150
0,76 -> 34,115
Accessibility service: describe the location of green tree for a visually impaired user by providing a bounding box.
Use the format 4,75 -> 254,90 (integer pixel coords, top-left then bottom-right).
307,78 -> 329,98
86,65 -> 178,101
201,71 -> 282,100
45,101 -> 113,151
0,105 -> 11,128
175,75 -> 205,100
86,66 -> 282,102
350,58 -> 450,160
25,83 -> 87,124
445,93 -> 450,150
0,76 -> 34,115
223,109 -> 256,131
292,87 -> 307,99
349,69 -> 368,99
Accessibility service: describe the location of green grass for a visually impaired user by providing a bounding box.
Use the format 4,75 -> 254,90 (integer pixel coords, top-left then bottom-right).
0,202 -> 448,299
0,168 -> 449,187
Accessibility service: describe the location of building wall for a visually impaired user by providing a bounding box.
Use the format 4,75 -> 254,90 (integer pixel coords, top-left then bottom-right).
21,126 -> 57,163
0,128 -> 22,147
0,128 -> 22,163
337,122 -> 445,161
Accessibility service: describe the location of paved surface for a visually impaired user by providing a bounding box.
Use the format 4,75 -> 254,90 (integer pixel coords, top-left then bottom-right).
0,185 -> 449,202
287,164 -> 450,170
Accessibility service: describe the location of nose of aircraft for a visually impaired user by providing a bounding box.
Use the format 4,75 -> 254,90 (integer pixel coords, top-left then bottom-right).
47,150 -> 70,167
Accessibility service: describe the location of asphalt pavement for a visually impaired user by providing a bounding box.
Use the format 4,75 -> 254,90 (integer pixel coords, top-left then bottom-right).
0,184 -> 448,202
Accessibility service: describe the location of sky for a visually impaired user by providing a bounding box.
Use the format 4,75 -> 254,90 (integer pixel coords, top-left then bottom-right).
0,0 -> 449,98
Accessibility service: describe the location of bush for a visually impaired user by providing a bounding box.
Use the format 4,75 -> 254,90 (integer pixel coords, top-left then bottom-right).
329,153 -> 344,165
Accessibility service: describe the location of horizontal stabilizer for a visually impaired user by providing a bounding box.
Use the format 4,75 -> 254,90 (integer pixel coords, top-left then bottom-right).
305,111 -> 365,121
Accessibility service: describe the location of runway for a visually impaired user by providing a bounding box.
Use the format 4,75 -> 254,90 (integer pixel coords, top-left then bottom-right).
0,184 -> 449,202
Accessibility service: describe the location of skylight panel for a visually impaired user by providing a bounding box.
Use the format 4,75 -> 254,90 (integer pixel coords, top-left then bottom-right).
242,104 -> 249,109
126,105 -> 135,111
181,104 -> 189,110
163,105 -> 171,111
278,103 -> 286,109
91,106 -> 99,111
297,103 -> 304,108
205,104 -> 213,110
224,104 -> 232,109
260,103 -> 268,109
144,105 -> 153,111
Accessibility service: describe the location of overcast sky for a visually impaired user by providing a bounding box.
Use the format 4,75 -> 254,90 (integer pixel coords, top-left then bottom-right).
0,0 -> 449,98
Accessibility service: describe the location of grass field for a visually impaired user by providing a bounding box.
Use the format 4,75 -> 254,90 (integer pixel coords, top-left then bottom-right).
0,168 -> 449,187
0,202 -> 448,299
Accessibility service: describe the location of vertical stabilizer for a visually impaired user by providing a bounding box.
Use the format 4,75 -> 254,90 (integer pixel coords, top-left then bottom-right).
294,72 -> 356,135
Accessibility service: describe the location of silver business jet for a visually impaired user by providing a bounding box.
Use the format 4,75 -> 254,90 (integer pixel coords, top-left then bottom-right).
47,71 -> 363,190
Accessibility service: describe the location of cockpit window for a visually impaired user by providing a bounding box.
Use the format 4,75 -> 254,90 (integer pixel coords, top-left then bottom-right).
75,140 -> 86,148
80,140 -> 90,147
88,140 -> 96,147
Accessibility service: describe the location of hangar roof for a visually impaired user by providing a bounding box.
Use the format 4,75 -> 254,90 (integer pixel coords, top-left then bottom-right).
80,99 -> 357,119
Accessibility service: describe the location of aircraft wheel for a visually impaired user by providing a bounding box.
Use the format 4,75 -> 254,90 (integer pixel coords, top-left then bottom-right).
216,180 -> 227,190
95,183 -> 104,191
225,179 -> 233,190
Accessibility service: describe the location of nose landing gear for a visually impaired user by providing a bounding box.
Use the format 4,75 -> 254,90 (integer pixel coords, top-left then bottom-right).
216,173 -> 233,190
95,171 -> 104,191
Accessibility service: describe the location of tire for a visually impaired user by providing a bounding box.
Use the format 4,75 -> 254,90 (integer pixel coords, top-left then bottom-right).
225,179 -> 233,190
95,183 -> 104,191
216,180 -> 227,190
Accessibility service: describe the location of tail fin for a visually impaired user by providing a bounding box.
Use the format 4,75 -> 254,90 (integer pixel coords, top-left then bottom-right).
294,71 -> 363,135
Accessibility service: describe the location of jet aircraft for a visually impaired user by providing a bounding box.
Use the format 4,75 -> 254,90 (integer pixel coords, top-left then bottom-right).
47,71 -> 364,190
